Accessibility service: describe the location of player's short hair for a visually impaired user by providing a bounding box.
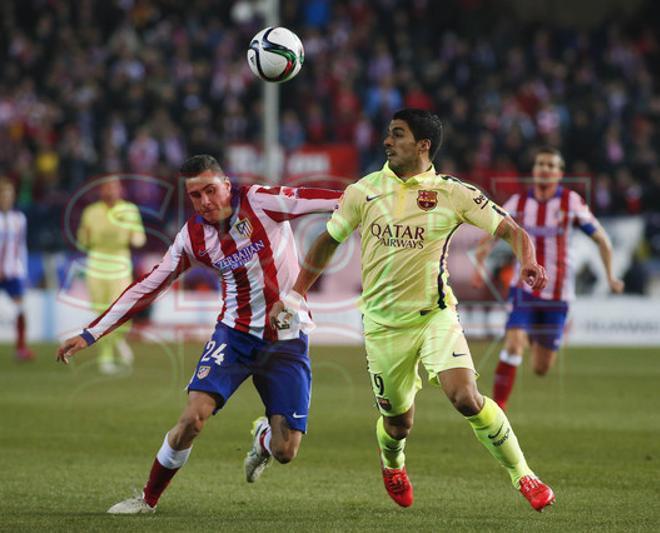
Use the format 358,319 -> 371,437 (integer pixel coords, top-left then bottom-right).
535,146 -> 565,170
392,108 -> 444,160
179,154 -> 226,179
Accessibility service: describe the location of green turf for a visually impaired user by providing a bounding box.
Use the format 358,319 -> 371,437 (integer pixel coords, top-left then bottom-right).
1,341 -> 659,531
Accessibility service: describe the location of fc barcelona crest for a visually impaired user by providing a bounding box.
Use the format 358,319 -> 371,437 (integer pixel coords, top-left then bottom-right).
197,365 -> 211,380
417,190 -> 438,211
235,218 -> 253,237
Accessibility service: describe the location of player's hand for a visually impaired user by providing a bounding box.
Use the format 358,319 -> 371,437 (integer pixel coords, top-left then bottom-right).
268,300 -> 291,330
57,335 -> 88,364
609,277 -> 625,294
521,262 -> 547,291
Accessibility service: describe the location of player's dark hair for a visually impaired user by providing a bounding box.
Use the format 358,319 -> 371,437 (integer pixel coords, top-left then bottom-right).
535,146 -> 565,170
179,154 -> 226,178
393,108 -> 444,160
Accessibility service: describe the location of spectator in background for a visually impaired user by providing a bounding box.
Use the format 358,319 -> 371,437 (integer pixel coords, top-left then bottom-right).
77,176 -> 146,374
0,178 -> 33,360
0,0 -> 657,251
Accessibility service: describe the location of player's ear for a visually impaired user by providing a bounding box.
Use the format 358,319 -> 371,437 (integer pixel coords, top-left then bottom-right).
418,139 -> 431,154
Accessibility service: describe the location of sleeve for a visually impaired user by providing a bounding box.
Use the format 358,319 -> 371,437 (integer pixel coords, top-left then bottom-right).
570,191 -> 597,236
81,228 -> 191,344
450,181 -> 507,236
326,183 -> 363,243
250,185 -> 343,222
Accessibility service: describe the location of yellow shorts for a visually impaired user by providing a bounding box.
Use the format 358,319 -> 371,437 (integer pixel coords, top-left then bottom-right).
363,308 -> 475,416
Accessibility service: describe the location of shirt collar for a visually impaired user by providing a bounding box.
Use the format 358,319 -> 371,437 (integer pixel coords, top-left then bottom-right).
381,162 -> 436,185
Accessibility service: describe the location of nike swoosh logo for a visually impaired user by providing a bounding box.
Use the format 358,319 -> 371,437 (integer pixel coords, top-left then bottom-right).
487,423 -> 504,439
366,195 -> 382,202
292,413 -> 307,419
452,352 -> 467,357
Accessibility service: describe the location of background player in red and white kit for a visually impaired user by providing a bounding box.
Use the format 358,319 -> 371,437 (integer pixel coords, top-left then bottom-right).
474,147 -> 624,410
57,155 -> 342,514
0,178 -> 33,361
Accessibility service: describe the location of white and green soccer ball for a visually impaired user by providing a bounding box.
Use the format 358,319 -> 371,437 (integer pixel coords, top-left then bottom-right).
247,27 -> 304,83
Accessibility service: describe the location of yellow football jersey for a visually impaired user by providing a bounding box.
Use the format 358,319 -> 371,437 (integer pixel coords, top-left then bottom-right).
78,200 -> 145,279
327,163 -> 506,328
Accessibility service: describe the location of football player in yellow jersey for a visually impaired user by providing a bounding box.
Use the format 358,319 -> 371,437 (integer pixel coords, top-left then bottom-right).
269,109 -> 555,512
77,177 -> 146,374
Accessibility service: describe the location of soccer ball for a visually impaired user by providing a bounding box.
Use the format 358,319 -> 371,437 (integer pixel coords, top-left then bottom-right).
247,27 -> 304,83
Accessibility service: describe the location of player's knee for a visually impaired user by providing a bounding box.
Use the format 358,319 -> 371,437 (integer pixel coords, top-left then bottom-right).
389,426 -> 411,440
533,364 -> 550,376
179,412 -> 208,439
384,419 -> 413,440
449,389 -> 482,417
271,442 -> 298,464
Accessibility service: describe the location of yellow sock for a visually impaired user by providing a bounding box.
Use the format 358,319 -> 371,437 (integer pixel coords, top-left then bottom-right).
376,417 -> 405,469
97,337 -> 114,365
466,396 -> 534,487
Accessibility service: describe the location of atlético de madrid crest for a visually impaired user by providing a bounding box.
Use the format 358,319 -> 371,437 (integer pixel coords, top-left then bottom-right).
417,190 -> 438,211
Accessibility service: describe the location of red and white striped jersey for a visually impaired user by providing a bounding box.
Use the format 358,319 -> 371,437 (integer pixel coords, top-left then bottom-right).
0,209 -> 28,280
504,187 -> 597,302
82,185 -> 342,344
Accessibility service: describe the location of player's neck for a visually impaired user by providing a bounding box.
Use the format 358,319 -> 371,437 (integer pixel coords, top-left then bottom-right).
533,185 -> 558,202
103,199 -> 120,208
393,160 -> 431,181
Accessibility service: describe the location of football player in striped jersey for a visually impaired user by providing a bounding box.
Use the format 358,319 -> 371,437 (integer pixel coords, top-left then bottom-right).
473,147 -> 624,411
57,155 -> 342,514
0,178 -> 33,360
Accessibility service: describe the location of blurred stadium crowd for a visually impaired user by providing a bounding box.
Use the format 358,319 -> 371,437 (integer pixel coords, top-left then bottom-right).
0,0 -> 658,261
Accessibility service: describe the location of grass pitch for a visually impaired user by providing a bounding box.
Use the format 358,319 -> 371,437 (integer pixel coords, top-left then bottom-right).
1,340 -> 658,532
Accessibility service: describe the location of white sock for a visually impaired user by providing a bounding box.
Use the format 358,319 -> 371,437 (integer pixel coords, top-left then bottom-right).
157,432 -> 192,469
500,349 -> 523,367
15,299 -> 26,314
260,426 -> 272,456
116,338 -> 134,365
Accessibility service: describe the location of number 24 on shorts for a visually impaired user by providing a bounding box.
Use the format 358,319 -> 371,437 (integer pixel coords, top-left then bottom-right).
201,340 -> 226,366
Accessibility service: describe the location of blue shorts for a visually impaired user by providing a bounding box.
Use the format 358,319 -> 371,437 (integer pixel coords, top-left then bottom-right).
0,278 -> 25,298
505,287 -> 569,351
188,322 -> 311,433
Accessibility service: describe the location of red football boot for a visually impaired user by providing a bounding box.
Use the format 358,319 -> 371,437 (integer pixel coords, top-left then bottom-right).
16,347 -> 35,361
381,465 -> 414,508
519,475 -> 555,512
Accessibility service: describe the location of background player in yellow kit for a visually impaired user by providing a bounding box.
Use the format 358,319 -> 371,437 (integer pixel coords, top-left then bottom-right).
77,176 -> 146,374
270,109 -> 555,512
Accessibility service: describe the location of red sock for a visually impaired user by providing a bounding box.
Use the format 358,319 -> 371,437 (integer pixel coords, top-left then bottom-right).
493,361 -> 518,410
16,312 -> 26,349
143,458 -> 179,507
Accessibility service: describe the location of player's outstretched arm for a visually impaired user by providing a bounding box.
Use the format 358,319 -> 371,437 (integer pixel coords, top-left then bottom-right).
591,226 -> 625,293
268,230 -> 341,327
495,217 -> 547,291
471,234 -> 496,289
56,335 -> 89,364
